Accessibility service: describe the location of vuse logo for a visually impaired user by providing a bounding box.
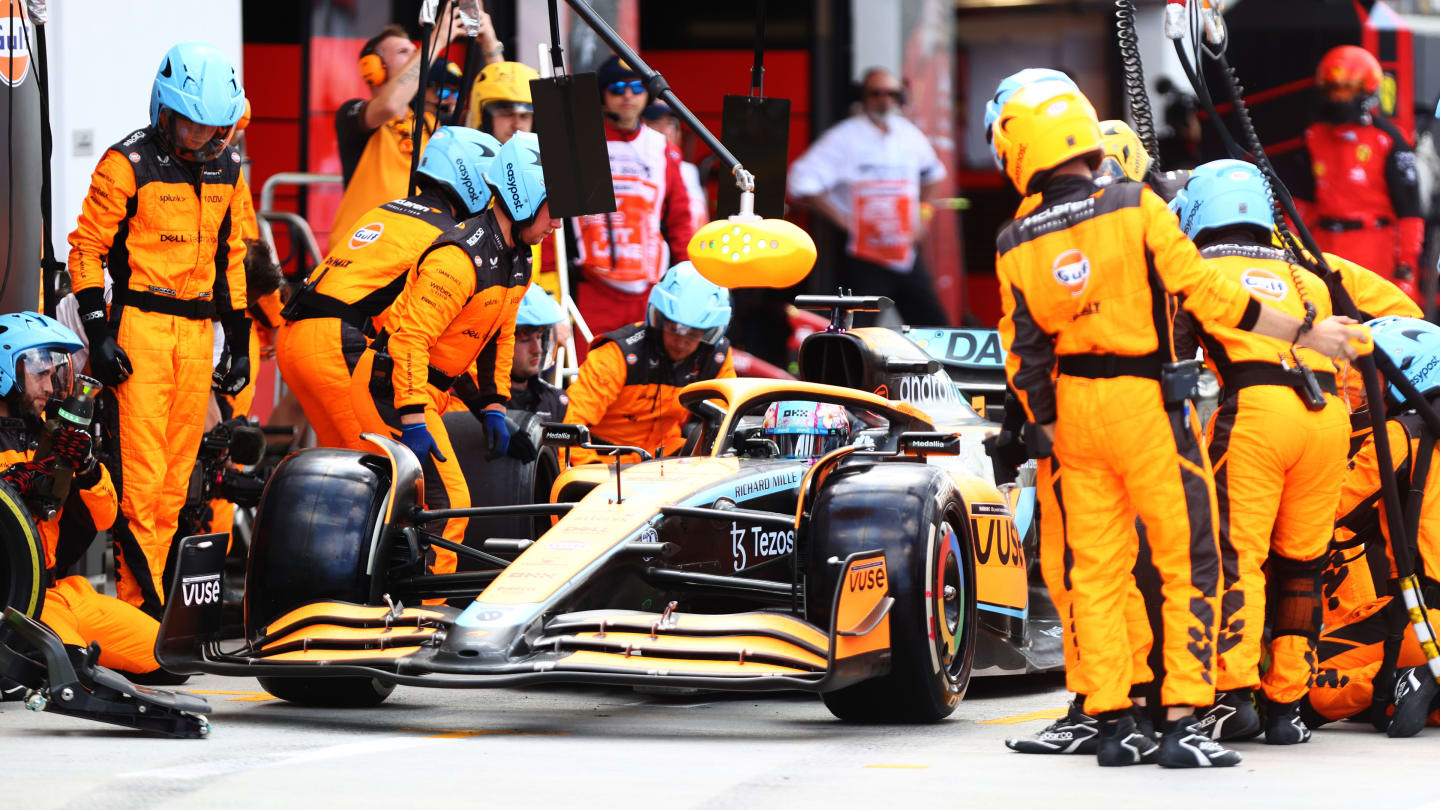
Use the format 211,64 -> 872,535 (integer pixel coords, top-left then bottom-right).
181,573 -> 221,607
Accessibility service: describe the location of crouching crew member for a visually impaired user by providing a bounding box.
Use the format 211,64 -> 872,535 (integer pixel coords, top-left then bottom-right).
1170,161 -> 1350,744
67,42 -> 251,616
507,284 -> 568,421
0,314 -> 166,680
351,131 -> 554,575
562,262 -> 734,466
1306,316 -> 1440,737
992,82 -> 1362,767
279,126 -> 503,449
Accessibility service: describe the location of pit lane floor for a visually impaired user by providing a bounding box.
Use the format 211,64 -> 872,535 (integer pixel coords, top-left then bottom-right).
3,671 -> 1434,809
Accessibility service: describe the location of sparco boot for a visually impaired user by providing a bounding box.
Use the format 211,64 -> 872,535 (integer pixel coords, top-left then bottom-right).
1386,666 -> 1438,739
1192,688 -> 1261,741
1156,715 -> 1242,768
1095,712 -> 1158,766
1005,696 -> 1100,754
1262,698 -> 1311,745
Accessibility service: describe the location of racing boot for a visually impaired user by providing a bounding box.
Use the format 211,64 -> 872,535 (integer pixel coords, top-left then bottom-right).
1192,688 -> 1261,741
1005,695 -> 1100,754
1261,698 -> 1311,745
1155,715 -> 1242,768
1095,711 -> 1158,766
1386,666 -> 1438,739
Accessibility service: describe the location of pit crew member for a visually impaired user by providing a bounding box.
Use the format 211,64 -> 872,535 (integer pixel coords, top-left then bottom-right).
992,82 -> 1362,767
350,131 -> 554,575
562,261 -> 734,466
67,41 -> 250,615
1171,160 -> 1350,744
280,127 -> 503,449
507,283 -> 568,422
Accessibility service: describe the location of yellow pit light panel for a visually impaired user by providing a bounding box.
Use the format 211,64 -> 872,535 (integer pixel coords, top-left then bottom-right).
688,215 -> 817,290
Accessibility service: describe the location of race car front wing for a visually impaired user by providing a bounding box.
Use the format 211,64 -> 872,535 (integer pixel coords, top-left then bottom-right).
156,535 -> 895,694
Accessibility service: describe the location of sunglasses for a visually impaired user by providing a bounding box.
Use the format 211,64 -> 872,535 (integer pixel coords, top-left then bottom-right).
865,88 -> 904,101
437,86 -> 458,102
606,80 -> 645,96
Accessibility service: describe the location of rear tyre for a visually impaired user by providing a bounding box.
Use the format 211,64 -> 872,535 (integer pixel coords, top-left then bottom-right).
257,675 -> 395,708
807,463 -> 978,723
245,449 -> 392,707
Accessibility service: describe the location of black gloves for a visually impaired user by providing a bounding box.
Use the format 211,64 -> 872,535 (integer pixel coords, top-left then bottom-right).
75,288 -> 131,387
213,310 -> 252,396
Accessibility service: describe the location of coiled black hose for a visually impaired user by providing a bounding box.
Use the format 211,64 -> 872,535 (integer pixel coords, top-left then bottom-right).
1115,0 -> 1161,166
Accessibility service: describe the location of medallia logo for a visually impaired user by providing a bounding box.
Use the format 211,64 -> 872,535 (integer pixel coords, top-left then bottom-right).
1051,249 -> 1090,295
1240,267 -> 1287,301
349,222 -> 384,250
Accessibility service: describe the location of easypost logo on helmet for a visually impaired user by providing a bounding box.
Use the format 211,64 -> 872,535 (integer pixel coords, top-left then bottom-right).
1051,249 -> 1089,295
1240,268 -> 1287,301
454,154 -> 479,206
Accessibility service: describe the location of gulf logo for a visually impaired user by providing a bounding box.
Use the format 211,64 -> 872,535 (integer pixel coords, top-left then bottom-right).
349,222 -> 384,250
0,0 -> 30,89
1051,249 -> 1090,295
1240,267 -> 1287,301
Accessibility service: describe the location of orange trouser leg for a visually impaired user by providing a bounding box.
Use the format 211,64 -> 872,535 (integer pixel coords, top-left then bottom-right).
1057,376 -> 1221,715
1309,599 -> 1440,723
350,349 -> 465,575
277,318 -> 370,449
112,310 -> 212,611
1207,389 -> 1348,703
41,576 -> 160,672
1037,456 -> 1152,698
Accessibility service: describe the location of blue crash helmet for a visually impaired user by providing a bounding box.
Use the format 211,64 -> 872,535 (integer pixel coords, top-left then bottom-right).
1170,159 -> 1275,242
517,283 -> 565,327
149,42 -> 245,162
646,261 -> 732,344
984,68 -> 1076,166
0,312 -> 83,402
418,126 -> 503,216
1369,315 -> 1440,405
484,130 -> 547,223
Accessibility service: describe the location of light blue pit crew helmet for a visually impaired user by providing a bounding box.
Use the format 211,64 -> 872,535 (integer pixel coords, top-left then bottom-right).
517,283 -> 565,327
149,42 -> 244,163
984,68 -> 1076,166
418,126 -> 503,216
0,311 -> 83,402
1369,315 -> 1440,406
484,130 -> 547,224
647,261 -> 732,345
1171,159 -> 1275,242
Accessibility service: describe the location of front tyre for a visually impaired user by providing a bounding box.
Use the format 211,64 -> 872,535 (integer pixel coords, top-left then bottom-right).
257,676 -> 395,708
808,464 -> 978,722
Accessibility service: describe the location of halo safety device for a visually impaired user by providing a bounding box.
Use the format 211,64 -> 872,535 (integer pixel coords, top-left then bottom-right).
483,130 -> 547,224
417,126 -> 503,216
1098,119 -> 1151,184
1316,45 -> 1382,104
1169,158 -> 1275,242
761,400 -> 851,459
150,41 -> 245,163
0,312 -> 83,400
646,262 -> 732,345
984,68 -> 1077,166
991,82 -> 1103,195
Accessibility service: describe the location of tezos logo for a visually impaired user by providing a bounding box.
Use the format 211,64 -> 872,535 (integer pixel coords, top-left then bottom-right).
1051,249 -> 1090,295
1240,267 -> 1287,301
181,573 -> 221,607
349,222 -> 384,250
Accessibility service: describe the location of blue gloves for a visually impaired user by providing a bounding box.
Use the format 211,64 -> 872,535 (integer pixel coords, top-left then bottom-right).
396,421 -> 447,463
481,409 -> 510,456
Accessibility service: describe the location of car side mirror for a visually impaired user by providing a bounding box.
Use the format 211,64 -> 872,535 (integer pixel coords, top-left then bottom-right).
540,422 -> 591,448
896,431 -> 962,458
884,358 -> 940,375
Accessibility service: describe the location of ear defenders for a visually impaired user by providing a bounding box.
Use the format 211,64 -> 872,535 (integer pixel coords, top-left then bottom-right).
359,46 -> 387,88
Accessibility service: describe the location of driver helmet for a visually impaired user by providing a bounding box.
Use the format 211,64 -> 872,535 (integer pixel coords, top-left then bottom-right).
647,261 -> 732,345
762,400 -> 851,460
0,312 -> 83,418
149,42 -> 245,164
1369,315 -> 1440,406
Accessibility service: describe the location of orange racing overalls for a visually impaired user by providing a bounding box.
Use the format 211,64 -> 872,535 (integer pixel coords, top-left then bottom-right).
67,126 -> 249,613
350,209 -> 531,574
0,420 -> 157,673
998,176 -> 1258,715
279,191 -> 458,448
1186,239 -> 1349,705
562,323 -> 735,467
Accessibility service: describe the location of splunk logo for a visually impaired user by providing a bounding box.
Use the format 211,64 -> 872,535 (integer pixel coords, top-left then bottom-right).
181,573 -> 221,606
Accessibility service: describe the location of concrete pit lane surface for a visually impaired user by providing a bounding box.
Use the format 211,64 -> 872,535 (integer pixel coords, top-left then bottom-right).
2,672 -> 1433,809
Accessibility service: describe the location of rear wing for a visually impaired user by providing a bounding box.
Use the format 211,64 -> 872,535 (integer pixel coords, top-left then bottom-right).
904,328 -> 1008,422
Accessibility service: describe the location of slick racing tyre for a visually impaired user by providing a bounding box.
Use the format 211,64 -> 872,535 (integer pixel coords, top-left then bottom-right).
443,409 -> 560,559
245,448 -> 395,708
0,480 -> 45,626
807,463 -> 978,723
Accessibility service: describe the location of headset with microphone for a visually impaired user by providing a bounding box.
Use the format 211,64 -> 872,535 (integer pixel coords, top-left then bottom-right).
359,41 -> 387,88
